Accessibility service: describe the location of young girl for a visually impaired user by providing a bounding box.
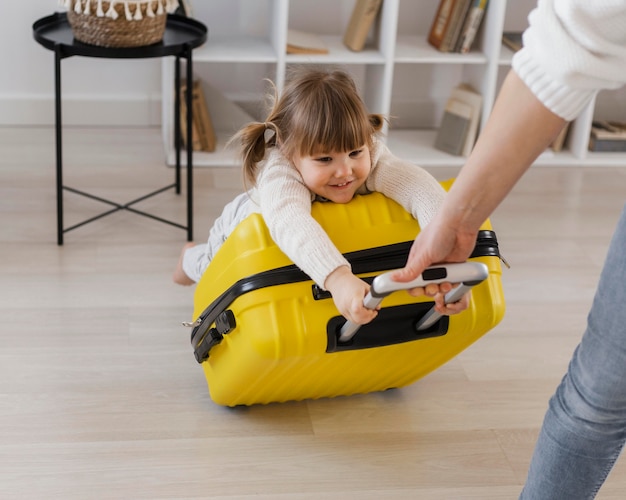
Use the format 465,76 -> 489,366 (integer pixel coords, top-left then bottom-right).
174,67 -> 468,324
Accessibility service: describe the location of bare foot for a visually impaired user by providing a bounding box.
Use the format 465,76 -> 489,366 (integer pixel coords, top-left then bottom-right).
173,242 -> 197,286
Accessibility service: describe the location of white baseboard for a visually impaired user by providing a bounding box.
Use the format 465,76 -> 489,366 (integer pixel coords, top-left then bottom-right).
0,95 -> 163,127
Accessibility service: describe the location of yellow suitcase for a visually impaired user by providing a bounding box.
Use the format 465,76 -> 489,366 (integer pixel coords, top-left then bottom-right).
188,186 -> 506,406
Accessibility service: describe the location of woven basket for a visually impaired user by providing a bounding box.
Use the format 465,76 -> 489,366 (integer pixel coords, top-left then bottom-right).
65,0 -> 179,48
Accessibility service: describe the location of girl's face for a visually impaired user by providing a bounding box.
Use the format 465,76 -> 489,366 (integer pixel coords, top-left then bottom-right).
291,145 -> 371,203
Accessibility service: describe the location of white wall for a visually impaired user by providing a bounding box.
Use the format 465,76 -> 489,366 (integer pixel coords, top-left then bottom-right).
1,1 -> 163,126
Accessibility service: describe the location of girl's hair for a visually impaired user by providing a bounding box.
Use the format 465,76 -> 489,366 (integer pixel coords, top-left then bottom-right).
231,66 -> 384,186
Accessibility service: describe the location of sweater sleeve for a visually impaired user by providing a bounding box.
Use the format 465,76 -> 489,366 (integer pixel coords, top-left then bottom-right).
256,151 -> 350,288
512,0 -> 626,121
364,140 -> 446,229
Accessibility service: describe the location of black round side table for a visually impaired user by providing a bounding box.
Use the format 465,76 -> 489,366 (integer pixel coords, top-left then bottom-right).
33,12 -> 207,245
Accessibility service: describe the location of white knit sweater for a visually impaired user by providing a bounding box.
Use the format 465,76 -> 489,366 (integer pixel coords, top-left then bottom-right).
253,138 -> 445,288
513,0 -> 626,121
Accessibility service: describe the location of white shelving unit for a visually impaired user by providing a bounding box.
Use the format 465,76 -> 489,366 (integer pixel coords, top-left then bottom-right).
161,0 -> 626,168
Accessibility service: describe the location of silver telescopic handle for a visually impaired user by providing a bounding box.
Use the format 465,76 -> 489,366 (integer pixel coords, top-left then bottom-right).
337,261 -> 489,343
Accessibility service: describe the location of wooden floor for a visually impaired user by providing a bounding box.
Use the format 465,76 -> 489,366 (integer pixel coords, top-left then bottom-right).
2,125 -> 626,499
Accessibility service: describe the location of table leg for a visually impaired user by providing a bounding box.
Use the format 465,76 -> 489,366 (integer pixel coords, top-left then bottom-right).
174,55 -> 181,194
54,45 -> 63,246
185,45 -> 193,242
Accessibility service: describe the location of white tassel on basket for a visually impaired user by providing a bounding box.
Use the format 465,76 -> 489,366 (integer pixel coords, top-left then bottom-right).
62,0 -> 177,20
124,1 -> 132,20
133,2 -> 143,20
105,0 -> 119,19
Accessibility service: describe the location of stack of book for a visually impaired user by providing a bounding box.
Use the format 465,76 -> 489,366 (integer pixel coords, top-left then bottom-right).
434,83 -> 483,157
180,80 -> 216,153
589,121 -> 626,152
428,0 -> 489,54
501,31 -> 524,52
343,0 -> 383,51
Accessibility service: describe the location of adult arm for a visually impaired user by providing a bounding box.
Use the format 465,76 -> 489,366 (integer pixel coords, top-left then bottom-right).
393,0 -> 626,290
393,70 -> 566,286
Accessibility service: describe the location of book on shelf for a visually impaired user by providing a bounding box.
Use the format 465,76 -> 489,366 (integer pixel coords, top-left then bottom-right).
428,0 -> 455,49
180,80 -> 216,153
286,29 -> 329,55
428,0 -> 471,52
193,80 -> 217,152
589,121 -> 626,152
434,98 -> 472,156
439,0 -> 472,52
343,0 -> 383,52
179,80 -> 202,151
450,83 -> 482,156
433,83 -> 482,156
502,31 -> 524,52
455,0 -> 489,53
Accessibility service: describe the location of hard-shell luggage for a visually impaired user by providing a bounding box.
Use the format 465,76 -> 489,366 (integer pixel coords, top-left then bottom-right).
187,186 -> 506,406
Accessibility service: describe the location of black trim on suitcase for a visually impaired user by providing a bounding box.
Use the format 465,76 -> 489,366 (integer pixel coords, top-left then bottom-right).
326,303 -> 450,352
191,231 -> 501,363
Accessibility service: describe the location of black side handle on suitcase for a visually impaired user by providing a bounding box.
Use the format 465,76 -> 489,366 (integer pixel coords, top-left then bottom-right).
337,262 -> 489,343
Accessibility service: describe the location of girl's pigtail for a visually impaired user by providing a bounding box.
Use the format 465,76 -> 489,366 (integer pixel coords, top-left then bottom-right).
236,122 -> 272,186
369,114 -> 385,132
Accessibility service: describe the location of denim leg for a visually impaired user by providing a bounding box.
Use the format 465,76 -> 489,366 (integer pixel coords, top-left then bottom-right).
520,203 -> 626,500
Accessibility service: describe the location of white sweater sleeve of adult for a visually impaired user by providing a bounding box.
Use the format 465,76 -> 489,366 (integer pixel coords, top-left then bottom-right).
256,153 -> 350,288
513,0 -> 626,121
364,141 -> 446,230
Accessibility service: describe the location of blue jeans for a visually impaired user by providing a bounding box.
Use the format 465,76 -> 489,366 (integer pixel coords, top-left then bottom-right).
520,203 -> 626,499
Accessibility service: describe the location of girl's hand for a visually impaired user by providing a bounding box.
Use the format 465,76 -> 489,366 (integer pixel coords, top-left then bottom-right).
324,266 -> 379,325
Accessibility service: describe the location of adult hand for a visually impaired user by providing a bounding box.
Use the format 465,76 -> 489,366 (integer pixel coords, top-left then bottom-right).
432,287 -> 471,315
391,210 -> 478,298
